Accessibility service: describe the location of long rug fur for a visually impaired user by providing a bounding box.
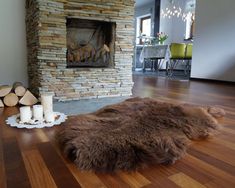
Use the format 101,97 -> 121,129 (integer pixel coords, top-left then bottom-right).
57,97 -> 225,172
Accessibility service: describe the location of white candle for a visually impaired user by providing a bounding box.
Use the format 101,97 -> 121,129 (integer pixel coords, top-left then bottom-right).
33,105 -> 43,121
20,106 -> 32,123
41,94 -> 53,113
44,111 -> 55,123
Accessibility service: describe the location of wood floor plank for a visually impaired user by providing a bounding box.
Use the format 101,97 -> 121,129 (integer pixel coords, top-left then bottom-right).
223,124 -> 235,132
117,171 -> 151,188
141,184 -> 160,188
188,148 -> 235,176
0,144 -> 6,188
96,173 -> 132,188
0,117 -> 7,188
168,172 -> 206,188
16,129 -> 39,151
66,163 -> 107,188
35,129 -> 50,142
222,127 -> 235,136
172,159 -> 213,184
185,155 -> 235,187
16,128 -> 54,151
205,179 -> 235,188
2,137 -> 31,188
217,130 -> 235,143
158,165 -> 179,176
37,142 -> 81,188
0,109 -> 15,134
221,118 -> 235,127
22,149 -> 57,188
191,142 -> 235,166
139,166 -> 180,188
210,137 -> 235,151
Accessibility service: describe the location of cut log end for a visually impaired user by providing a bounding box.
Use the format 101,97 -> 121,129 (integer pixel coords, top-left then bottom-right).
14,86 -> 26,97
13,82 -> 26,96
3,93 -> 19,107
0,99 -> 4,108
0,85 -> 12,97
13,82 -> 23,89
103,44 -> 110,52
19,90 -> 38,106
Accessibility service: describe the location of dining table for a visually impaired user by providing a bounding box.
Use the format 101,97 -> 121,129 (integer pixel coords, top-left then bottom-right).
139,44 -> 171,72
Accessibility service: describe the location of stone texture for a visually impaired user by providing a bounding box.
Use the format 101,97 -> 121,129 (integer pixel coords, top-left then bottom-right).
26,0 -> 135,101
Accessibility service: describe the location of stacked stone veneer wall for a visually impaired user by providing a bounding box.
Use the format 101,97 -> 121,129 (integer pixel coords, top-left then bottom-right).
26,0 -> 135,101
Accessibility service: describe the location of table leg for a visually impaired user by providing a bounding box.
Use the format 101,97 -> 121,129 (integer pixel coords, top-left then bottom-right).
143,59 -> 146,72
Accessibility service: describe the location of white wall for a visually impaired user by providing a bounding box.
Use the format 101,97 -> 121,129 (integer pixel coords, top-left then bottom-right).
0,0 -> 28,86
160,0 -> 187,44
171,0 -> 187,43
159,0 -> 172,44
191,0 -> 235,82
160,0 -> 188,70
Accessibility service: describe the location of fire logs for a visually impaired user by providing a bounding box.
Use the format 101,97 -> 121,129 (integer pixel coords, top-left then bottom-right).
3,93 -> 19,107
0,99 -> 4,108
67,44 -> 109,64
0,82 -> 38,108
19,90 -> 38,106
0,85 -> 12,97
13,82 -> 26,97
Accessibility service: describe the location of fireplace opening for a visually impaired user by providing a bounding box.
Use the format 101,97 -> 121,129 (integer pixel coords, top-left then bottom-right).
66,18 -> 115,68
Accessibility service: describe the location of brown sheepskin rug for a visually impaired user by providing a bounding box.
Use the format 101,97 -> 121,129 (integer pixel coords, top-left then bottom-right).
57,97 -> 225,172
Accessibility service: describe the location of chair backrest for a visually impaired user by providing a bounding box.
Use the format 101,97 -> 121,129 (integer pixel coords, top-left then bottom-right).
185,43 -> 193,59
170,43 -> 186,59
142,45 -> 168,59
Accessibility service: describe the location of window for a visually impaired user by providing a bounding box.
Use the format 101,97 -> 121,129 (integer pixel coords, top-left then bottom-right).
137,15 -> 151,44
140,16 -> 151,36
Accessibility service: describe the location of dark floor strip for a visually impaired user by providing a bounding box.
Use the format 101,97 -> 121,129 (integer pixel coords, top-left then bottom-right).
3,137 -> 31,188
37,142 -> 81,188
188,148 -> 235,176
0,123 -> 6,188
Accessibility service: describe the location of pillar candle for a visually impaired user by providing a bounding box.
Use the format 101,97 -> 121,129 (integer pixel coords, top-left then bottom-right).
33,105 -> 43,121
20,106 -> 32,123
41,94 -> 53,113
44,111 -> 55,123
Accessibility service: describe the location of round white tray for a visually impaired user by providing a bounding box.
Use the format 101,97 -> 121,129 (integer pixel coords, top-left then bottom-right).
6,112 -> 67,129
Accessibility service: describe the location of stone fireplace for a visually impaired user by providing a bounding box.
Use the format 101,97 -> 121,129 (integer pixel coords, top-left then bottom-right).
26,0 -> 134,101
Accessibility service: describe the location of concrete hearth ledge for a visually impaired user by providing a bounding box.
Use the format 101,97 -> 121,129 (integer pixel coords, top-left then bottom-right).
54,96 -> 129,116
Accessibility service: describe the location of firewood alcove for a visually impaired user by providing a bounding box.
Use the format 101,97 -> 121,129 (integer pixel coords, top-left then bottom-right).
66,18 -> 116,68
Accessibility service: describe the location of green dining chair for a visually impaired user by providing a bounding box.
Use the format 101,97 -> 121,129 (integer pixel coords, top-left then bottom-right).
185,43 -> 193,59
170,43 -> 186,59
184,43 -> 193,75
168,43 -> 186,76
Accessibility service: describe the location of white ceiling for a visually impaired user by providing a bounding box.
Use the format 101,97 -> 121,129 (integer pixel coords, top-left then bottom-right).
135,0 -> 155,8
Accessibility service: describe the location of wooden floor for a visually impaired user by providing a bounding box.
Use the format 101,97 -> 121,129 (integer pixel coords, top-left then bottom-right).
1,75 -> 235,188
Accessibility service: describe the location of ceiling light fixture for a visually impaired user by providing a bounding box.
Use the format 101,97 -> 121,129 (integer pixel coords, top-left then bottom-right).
161,0 -> 196,22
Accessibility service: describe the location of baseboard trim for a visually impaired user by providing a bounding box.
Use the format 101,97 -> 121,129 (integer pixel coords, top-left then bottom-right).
133,69 -> 185,72
190,77 -> 235,85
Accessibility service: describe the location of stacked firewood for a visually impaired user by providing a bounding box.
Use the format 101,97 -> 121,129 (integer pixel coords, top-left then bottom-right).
67,44 -> 110,63
0,82 -> 38,108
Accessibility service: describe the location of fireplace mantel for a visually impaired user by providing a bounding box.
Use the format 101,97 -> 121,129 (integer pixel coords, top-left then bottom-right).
26,0 -> 134,101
